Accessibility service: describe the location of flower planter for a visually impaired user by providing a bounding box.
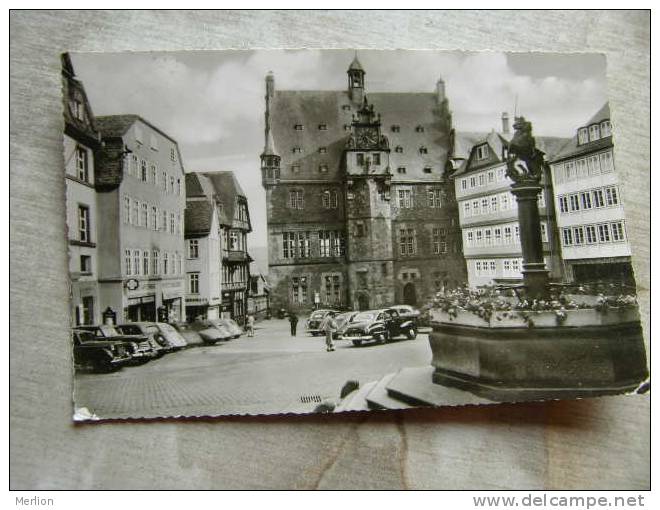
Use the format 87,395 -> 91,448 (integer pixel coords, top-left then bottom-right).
428,306 -> 648,401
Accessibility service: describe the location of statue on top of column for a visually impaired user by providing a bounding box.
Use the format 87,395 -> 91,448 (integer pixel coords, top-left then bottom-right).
504,116 -> 547,185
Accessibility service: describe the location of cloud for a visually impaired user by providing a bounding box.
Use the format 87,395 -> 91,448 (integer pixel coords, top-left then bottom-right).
72,50 -> 608,248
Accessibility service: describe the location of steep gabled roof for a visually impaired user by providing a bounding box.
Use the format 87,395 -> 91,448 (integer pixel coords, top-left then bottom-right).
549,103 -> 612,163
184,200 -> 215,237
270,89 -> 452,183
95,114 -> 180,147
200,171 -> 251,231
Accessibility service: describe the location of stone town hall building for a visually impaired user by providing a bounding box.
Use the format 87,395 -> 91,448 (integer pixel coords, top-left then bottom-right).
261,56 -> 467,312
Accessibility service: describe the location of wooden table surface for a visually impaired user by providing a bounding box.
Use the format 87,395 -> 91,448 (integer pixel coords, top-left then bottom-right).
9,10 -> 650,490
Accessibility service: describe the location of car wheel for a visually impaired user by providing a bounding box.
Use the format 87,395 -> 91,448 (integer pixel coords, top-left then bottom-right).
407,328 -> 417,340
352,340 -> 362,347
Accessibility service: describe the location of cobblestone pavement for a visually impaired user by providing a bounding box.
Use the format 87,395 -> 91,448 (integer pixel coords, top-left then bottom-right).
74,318 -> 433,419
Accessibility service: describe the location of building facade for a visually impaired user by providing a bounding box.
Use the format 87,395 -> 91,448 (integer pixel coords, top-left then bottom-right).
95,115 -> 187,324
247,268 -> 271,319
184,173 -> 223,321
62,54 -> 102,326
548,103 -> 634,285
262,57 -> 466,312
186,172 -> 253,323
452,123 -> 568,288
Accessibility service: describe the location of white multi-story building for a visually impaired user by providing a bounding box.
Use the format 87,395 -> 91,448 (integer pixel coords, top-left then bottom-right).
452,120 -> 568,288
184,172 -> 223,321
95,115 -> 187,323
549,103 -> 634,285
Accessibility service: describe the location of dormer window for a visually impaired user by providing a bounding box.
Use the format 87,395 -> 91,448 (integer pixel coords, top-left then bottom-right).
395,146 -> 403,153
170,148 -> 177,161
397,167 -> 407,174
475,144 -> 488,161
423,166 -> 432,174
150,134 -> 158,151
319,147 -> 327,154
134,124 -> 143,144
391,125 -> 400,133
578,128 -> 589,145
318,124 -> 328,131
71,99 -> 84,121
419,146 -> 428,154
292,147 -> 303,153
589,124 -> 600,142
294,124 -> 304,131
415,125 -> 425,133
600,120 -> 611,137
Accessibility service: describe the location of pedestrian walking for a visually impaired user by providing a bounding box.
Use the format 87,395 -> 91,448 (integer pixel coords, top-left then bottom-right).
288,312 -> 299,336
322,312 -> 338,352
246,314 -> 255,337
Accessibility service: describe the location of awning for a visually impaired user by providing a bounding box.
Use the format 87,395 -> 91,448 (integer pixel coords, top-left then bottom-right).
162,289 -> 183,301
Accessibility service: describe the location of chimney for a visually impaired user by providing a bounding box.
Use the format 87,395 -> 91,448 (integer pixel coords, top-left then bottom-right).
265,71 -> 275,99
501,112 -> 510,135
436,78 -> 445,104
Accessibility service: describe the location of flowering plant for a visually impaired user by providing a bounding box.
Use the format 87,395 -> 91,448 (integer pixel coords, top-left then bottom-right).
426,284 -> 637,325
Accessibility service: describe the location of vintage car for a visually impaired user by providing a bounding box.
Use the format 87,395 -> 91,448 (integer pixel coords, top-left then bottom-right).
116,323 -> 167,356
171,322 -> 204,347
74,325 -> 158,362
204,319 -> 235,341
390,305 -> 420,322
333,311 -> 359,340
72,329 -> 133,373
152,322 -> 188,350
189,320 -> 231,345
340,308 -> 418,346
209,318 -> 242,339
305,309 -> 340,336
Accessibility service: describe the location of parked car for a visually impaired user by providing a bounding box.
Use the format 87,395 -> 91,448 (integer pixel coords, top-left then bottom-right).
116,323 -> 167,356
152,322 -> 188,350
340,308 -> 418,346
209,318 -> 242,339
333,311 -> 359,339
305,309 -> 340,336
205,320 -> 234,341
74,325 -> 158,362
72,329 -> 132,373
390,305 -> 420,322
170,322 -> 204,347
189,320 -> 230,345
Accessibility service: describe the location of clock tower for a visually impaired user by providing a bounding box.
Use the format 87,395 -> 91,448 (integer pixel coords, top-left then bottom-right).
343,97 -> 395,310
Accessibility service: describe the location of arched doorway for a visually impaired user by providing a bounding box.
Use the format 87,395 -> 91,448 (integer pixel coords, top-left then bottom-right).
403,283 -> 417,306
356,292 -> 370,311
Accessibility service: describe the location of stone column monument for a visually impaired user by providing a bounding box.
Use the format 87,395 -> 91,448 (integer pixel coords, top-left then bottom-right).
504,116 -> 550,299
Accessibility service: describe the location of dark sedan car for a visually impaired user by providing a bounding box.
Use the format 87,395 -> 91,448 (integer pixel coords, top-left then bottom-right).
74,325 -> 158,362
72,329 -> 132,372
340,308 -> 418,346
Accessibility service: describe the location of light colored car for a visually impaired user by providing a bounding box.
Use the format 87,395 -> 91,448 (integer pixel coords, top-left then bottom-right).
210,319 -> 242,339
334,311 -> 359,339
204,320 -> 234,341
171,322 -> 204,347
305,309 -> 340,336
153,322 -> 188,350
189,320 -> 230,344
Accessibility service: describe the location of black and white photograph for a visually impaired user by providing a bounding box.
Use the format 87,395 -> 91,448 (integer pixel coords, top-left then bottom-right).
63,49 -> 649,420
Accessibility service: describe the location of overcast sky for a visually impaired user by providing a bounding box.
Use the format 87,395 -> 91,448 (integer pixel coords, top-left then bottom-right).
71,50 -> 608,250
